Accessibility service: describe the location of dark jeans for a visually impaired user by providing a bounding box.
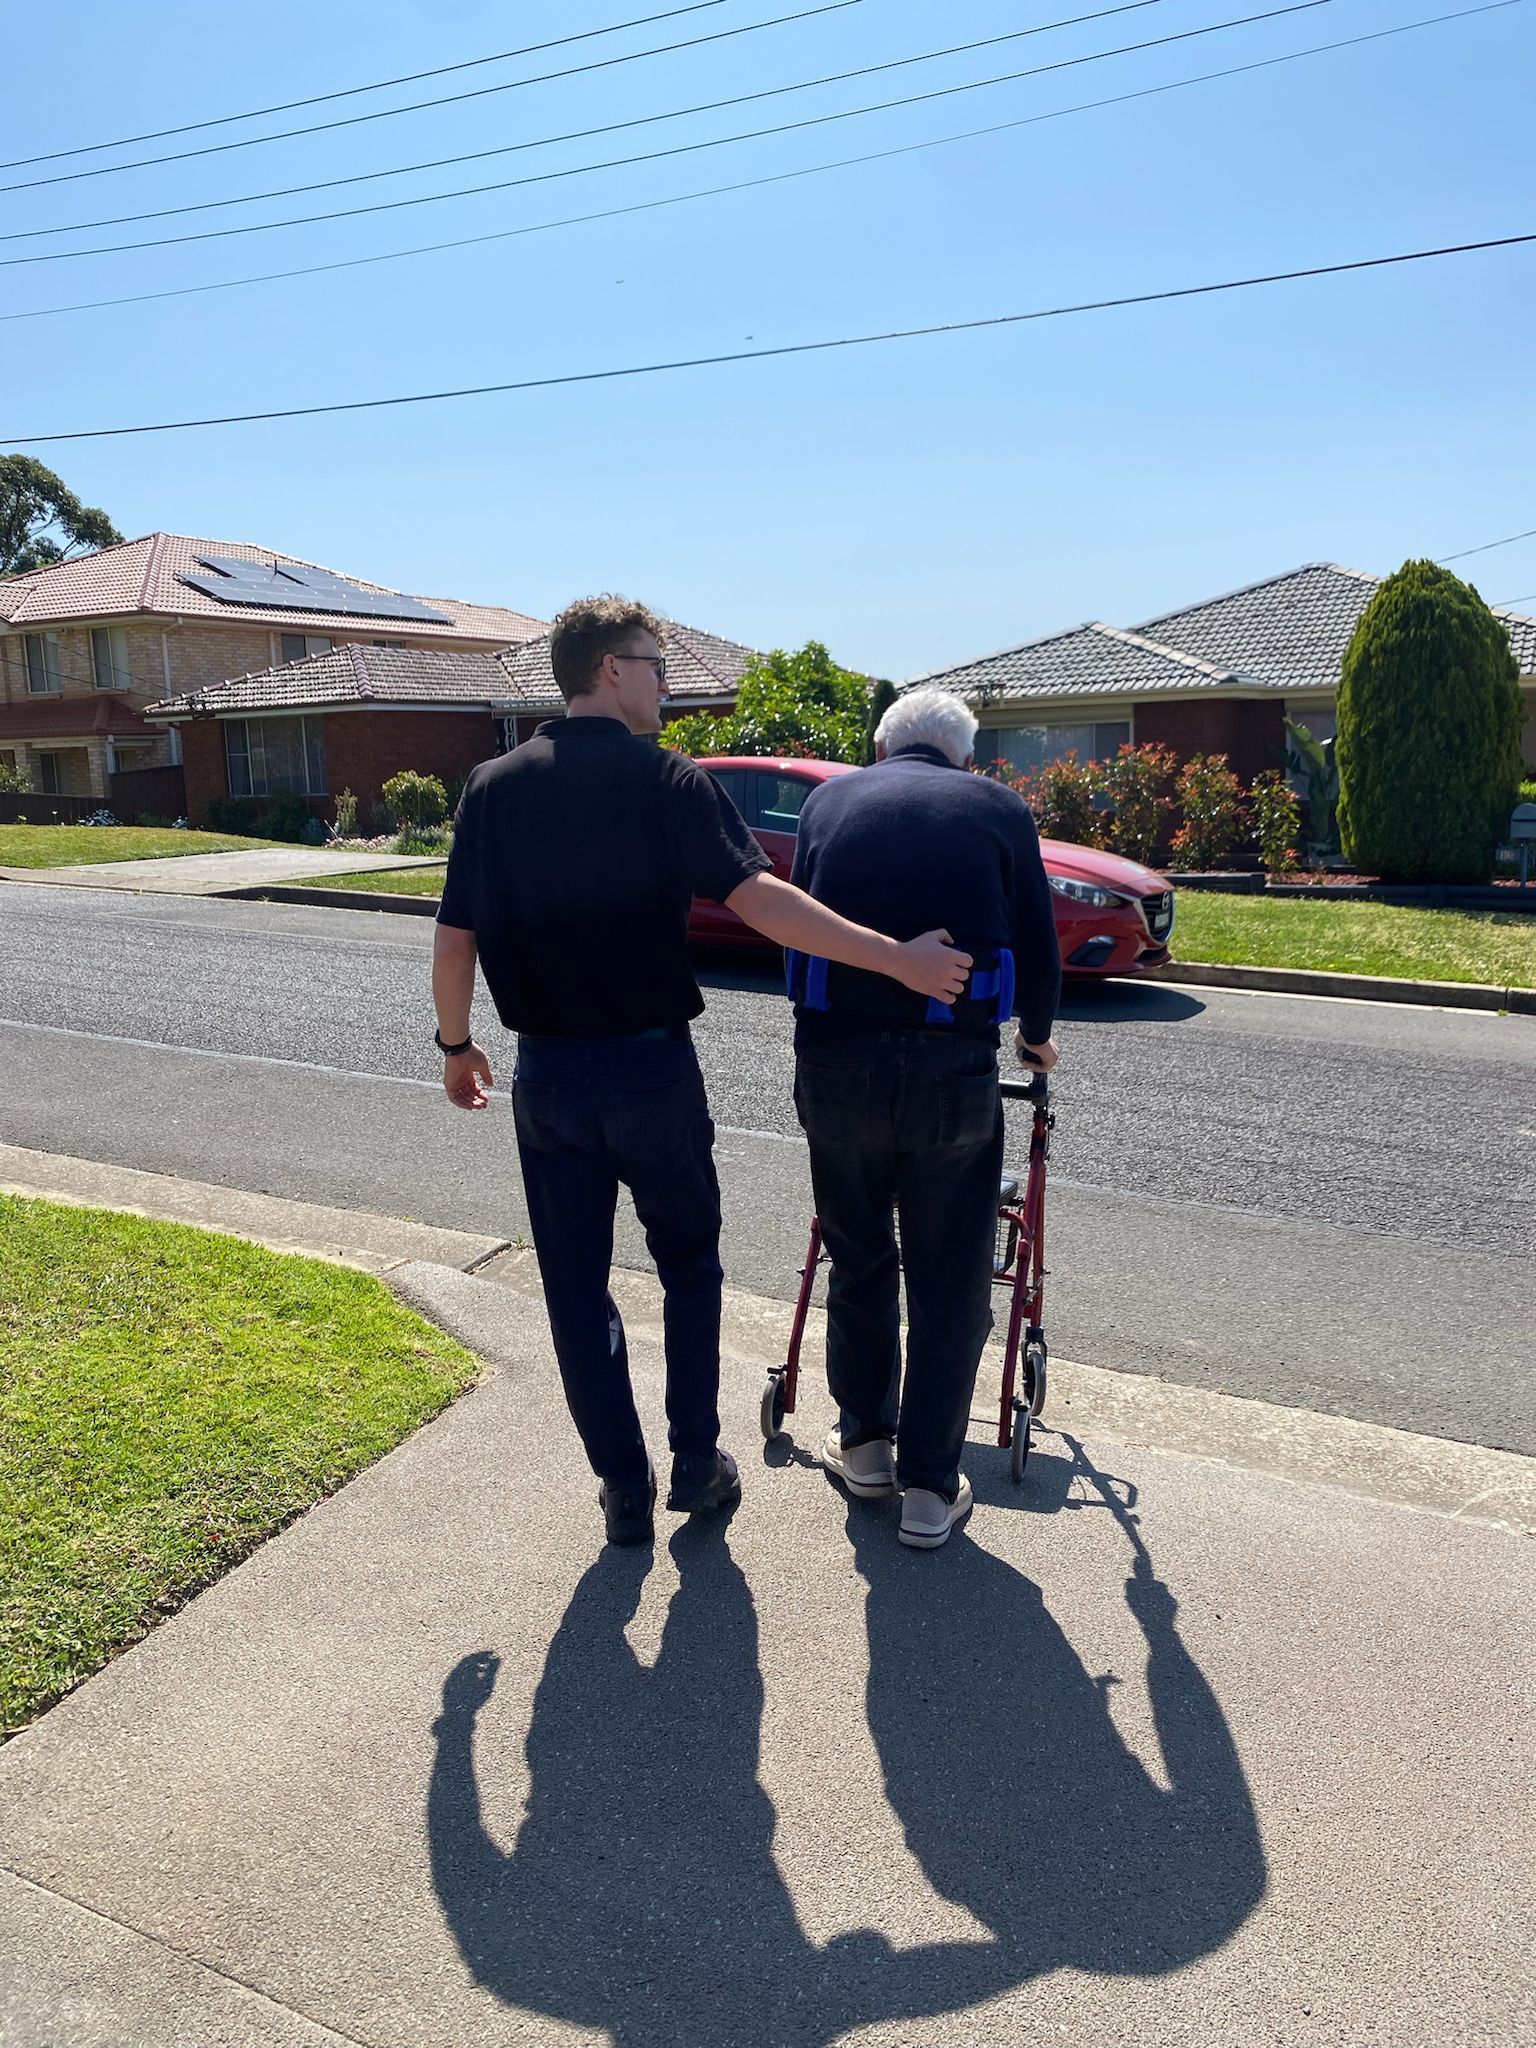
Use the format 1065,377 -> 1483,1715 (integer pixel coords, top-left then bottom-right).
513,1031 -> 724,1485
794,1030 -> 1004,1501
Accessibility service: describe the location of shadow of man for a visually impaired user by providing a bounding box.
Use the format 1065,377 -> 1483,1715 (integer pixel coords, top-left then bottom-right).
428,1447 -> 1265,2046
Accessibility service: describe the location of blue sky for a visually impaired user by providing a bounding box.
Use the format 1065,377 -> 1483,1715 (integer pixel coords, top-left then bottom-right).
4,0 -> 1533,675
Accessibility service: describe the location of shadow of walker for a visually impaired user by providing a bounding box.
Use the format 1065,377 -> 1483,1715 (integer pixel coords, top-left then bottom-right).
427,1447 -> 1265,2047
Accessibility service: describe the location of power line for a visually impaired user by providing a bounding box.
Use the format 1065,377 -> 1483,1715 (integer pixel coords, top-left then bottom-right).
7,231 -> 1530,447
1492,593 -> 1536,608
0,0 -> 856,197
0,1 -> 1331,269
6,2 -> 1162,244
0,1 -> 730,173
1,1 -> 1508,326
1438,525 -> 1536,561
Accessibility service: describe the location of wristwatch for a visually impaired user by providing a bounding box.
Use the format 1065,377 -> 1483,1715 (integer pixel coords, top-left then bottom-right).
434,1027 -> 474,1056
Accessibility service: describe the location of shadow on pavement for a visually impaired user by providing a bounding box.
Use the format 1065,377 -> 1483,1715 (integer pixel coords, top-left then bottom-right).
427,1447 -> 1264,2046
1056,979 -> 1208,1025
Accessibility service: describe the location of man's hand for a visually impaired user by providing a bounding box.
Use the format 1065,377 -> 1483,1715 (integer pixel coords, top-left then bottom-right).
1015,1028 -> 1059,1072
442,1042 -> 494,1110
893,929 -> 972,1004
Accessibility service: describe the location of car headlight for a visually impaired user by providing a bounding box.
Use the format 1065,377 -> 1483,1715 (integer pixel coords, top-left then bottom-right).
1048,874 -> 1129,908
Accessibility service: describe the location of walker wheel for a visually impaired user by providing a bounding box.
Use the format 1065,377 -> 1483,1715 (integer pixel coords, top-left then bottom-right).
1009,1399 -> 1031,1485
761,1371 -> 787,1441
1025,1342 -> 1048,1419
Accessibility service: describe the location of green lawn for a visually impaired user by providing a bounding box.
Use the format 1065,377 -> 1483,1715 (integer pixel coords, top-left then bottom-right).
1173,893 -> 1536,989
0,1197 -> 478,1736
305,863 -> 448,896
0,824 -> 283,868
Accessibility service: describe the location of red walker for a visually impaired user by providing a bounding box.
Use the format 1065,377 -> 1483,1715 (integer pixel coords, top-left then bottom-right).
760,1071 -> 1054,1483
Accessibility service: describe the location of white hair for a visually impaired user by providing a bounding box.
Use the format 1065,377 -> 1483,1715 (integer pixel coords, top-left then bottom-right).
875,687 -> 979,767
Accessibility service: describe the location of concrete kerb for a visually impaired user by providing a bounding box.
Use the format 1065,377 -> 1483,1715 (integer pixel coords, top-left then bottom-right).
0,1142 -> 507,1277
227,885 -> 1536,1012
11,1141 -> 1534,1539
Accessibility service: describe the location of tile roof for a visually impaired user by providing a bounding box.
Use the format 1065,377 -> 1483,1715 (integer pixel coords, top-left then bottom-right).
497,616 -> 759,706
0,533 -> 546,646
146,641 -> 562,718
1136,562 -> 1536,688
147,614 -> 762,719
904,563 -> 1536,706
903,621 -> 1249,703
0,694 -> 153,741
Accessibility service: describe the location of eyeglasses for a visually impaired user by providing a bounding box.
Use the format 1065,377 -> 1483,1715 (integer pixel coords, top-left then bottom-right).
611,653 -> 667,681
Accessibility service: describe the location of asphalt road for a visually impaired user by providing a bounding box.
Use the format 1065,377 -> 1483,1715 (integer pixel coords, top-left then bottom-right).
2,881 -> 1533,1451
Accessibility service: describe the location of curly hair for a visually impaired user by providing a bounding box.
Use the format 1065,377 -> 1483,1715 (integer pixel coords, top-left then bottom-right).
549,593 -> 664,702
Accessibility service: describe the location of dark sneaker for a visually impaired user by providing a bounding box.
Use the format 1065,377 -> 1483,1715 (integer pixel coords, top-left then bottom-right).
665,1448 -> 742,1516
599,1463 -> 656,1547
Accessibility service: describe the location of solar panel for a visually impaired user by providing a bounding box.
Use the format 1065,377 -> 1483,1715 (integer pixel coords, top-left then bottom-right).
176,555 -> 451,625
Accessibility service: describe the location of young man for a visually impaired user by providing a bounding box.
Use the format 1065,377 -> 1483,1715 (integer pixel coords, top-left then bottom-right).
788,687 -> 1061,1550
432,596 -> 971,1548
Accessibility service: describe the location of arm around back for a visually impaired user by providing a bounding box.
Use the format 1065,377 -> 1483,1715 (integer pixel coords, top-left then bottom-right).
725,870 -> 972,1004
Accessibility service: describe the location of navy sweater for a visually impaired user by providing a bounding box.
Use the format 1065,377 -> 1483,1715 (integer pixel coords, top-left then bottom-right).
789,745 -> 1061,1045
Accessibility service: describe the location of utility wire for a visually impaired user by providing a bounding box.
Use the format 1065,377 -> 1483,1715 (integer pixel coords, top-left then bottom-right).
1438,525 -> 1536,561
1,1 -> 1509,326
0,0 -> 857,197
7,231 -> 1530,447
1492,592 -> 1536,607
0,1 -> 730,173
0,1 -> 1330,269
5,2 -> 1162,243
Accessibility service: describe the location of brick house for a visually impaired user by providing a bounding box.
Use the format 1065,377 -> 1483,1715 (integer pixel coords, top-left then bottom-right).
905,563 -> 1536,778
0,532 -> 543,812
148,615 -> 761,828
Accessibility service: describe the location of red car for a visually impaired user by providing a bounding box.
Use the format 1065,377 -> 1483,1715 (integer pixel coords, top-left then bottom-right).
689,756 -> 1175,976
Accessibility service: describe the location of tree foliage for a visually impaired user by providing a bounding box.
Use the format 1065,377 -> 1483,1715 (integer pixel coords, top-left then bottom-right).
1249,768 -> 1301,876
0,455 -> 123,576
861,677 -> 899,765
664,642 -> 868,764
1336,559 -> 1524,883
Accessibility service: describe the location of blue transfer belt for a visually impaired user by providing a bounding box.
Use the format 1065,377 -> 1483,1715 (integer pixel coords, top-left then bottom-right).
787,946 -> 1014,1027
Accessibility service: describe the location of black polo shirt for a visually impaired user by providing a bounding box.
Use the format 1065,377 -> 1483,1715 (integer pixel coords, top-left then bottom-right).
789,744 -> 1061,1047
436,716 -> 769,1036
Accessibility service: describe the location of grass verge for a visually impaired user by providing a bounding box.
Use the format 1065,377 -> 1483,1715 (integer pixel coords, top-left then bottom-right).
0,825 -> 284,868
1173,893 -> 1536,988
0,1196 -> 478,1736
300,864 -> 447,896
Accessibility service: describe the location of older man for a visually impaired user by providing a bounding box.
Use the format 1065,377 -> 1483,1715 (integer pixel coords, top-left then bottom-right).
788,688 -> 1061,1548
431,599 -> 971,1549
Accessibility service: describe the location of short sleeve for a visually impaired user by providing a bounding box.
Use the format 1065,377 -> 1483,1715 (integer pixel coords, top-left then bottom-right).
672,759 -> 771,903
435,783 -> 478,931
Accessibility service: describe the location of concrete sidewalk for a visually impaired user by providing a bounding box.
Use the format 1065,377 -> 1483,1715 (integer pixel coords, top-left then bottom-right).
2,1235 -> 1533,2045
0,847 -> 441,895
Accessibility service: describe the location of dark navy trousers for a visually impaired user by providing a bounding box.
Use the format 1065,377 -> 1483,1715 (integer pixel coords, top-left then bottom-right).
513,1031 -> 724,1484
794,1029 -> 1004,1501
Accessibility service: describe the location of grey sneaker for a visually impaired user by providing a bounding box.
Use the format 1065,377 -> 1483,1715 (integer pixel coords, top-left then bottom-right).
822,1429 -> 898,1499
899,1474 -> 974,1549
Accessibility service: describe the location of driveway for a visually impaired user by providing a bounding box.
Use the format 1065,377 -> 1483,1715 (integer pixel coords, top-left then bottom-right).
0,847 -> 443,895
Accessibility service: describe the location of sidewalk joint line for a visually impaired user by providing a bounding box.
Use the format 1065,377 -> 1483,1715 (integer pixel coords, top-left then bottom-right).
0,1864 -> 382,2046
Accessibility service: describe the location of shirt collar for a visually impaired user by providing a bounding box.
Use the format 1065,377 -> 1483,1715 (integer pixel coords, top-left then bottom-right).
883,742 -> 958,769
536,714 -> 632,739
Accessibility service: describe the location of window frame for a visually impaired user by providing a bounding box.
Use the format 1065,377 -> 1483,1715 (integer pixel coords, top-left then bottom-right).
23,632 -> 61,696
279,632 -> 333,665
91,624 -> 132,692
223,714 -> 328,798
751,769 -> 815,835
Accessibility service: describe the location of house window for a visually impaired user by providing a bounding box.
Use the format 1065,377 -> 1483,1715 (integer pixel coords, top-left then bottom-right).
988,719 -> 1131,775
91,625 -> 132,692
280,633 -> 332,664
224,716 -> 327,797
24,633 -> 61,695
37,752 -> 67,794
